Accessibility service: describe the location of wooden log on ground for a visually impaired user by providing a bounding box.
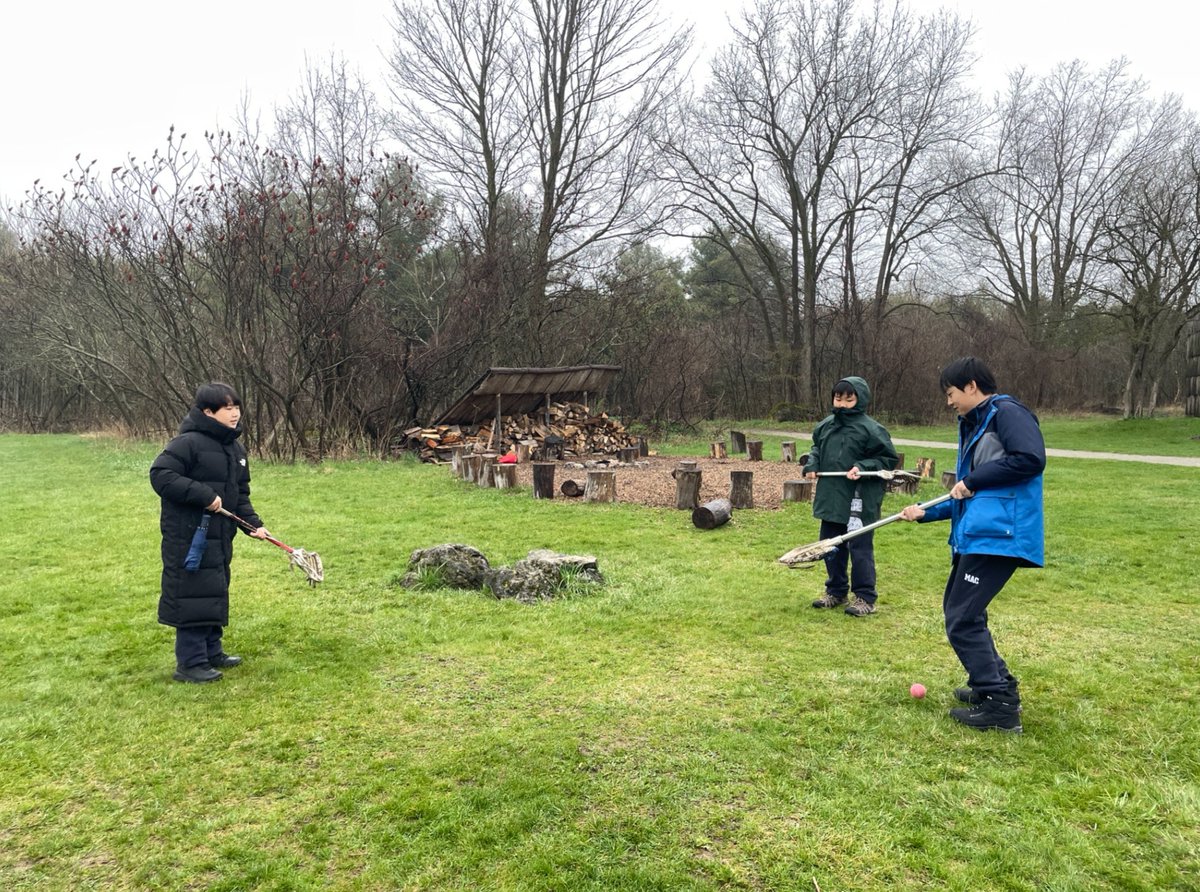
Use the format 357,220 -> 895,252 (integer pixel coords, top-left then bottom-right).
673,465 -> 702,510
560,479 -> 584,498
450,446 -> 465,475
894,451 -> 905,469
782,479 -> 815,502
478,457 -> 497,488
781,441 -> 797,462
584,469 -> 617,502
747,440 -> 763,461
692,498 -> 732,530
710,441 -> 727,459
729,470 -> 754,509
532,462 -> 556,499
493,464 -> 518,489
916,457 -> 936,478
638,436 -> 649,457
941,471 -> 957,490
730,430 -> 747,453
516,440 -> 535,463
619,447 -> 639,464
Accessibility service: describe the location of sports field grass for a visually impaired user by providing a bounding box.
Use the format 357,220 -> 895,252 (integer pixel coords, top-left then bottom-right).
0,430 -> 1197,890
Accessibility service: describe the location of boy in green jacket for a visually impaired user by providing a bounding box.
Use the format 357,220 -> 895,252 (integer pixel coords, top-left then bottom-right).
804,377 -> 899,615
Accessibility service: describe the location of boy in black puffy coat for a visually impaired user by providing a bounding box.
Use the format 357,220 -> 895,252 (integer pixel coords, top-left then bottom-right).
151,383 -> 269,683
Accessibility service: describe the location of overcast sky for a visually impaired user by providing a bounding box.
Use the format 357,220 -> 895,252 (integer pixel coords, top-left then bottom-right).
3,0 -> 1197,207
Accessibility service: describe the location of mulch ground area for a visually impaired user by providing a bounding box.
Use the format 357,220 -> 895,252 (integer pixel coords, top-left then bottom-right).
505,454 -> 810,510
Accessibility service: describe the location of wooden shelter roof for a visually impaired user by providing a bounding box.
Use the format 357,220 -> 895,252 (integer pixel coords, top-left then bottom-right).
431,365 -> 622,426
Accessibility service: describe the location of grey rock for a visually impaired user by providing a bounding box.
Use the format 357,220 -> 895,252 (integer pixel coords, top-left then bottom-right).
402,543 -> 491,589
486,549 -> 603,602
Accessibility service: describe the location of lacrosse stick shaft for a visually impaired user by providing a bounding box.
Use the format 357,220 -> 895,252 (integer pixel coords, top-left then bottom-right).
213,507 -> 294,554
826,492 -> 952,543
778,492 -> 953,564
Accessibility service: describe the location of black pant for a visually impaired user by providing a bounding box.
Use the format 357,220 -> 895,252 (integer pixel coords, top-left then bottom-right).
175,625 -> 224,669
943,553 -> 1020,699
820,520 -> 877,604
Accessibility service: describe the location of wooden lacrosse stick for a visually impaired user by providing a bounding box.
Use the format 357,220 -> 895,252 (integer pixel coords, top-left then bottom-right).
777,492 -> 953,566
213,507 -> 324,586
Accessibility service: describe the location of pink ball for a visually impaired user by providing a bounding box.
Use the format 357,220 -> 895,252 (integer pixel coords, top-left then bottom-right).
909,683 -> 926,699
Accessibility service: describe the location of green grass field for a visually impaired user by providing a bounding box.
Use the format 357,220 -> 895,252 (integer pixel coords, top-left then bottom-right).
1,429 -> 1198,890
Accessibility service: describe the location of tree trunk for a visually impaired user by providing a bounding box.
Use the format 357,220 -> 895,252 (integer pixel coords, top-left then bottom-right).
730,430 -> 747,453
781,441 -> 797,462
692,498 -> 732,529
532,462 -> 556,499
584,470 -> 617,503
493,464 -> 518,489
783,479 -> 814,502
729,470 -> 754,509
747,440 -> 763,461
673,465 -> 702,509
710,441 -> 727,459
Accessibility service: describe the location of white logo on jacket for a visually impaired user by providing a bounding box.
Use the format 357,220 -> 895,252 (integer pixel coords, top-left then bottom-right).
239,458 -> 247,466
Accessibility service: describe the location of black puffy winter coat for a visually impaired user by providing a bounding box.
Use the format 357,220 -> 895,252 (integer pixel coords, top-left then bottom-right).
150,408 -> 262,628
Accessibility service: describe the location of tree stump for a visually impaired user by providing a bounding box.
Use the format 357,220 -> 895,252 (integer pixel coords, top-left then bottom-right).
916,457 -> 936,478
783,479 -> 815,502
894,451 -> 905,469
532,462 -> 556,499
516,440 -> 536,463
584,470 -> 617,502
941,471 -> 957,490
747,440 -> 763,461
560,479 -> 584,498
692,498 -> 732,530
638,436 -> 649,457
781,441 -> 797,462
729,470 -> 754,509
464,454 -> 484,483
710,441 -> 727,459
672,464 -> 702,509
730,430 -> 747,453
478,455 -> 497,487
619,447 -> 639,464
450,446 -> 465,475
493,464 -> 518,489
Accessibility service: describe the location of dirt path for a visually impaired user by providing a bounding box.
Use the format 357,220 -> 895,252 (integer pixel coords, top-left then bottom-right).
743,429 -> 1200,468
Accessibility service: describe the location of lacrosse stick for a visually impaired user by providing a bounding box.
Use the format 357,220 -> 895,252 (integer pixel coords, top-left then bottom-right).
809,469 -> 919,480
214,507 -> 324,586
778,492 -> 952,566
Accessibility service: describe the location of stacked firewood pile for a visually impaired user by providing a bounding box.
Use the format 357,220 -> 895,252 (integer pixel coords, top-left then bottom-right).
401,401 -> 640,463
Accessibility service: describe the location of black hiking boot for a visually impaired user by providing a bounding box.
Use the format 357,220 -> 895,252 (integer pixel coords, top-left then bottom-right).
954,682 -> 1020,708
173,664 -> 223,684
949,695 -> 1023,733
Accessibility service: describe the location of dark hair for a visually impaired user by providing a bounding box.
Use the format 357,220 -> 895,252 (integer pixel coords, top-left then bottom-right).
194,382 -> 242,412
831,379 -> 857,398
938,357 -> 996,394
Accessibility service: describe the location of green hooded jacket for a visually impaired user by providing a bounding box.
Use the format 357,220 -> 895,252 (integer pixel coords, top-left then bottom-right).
807,376 -> 899,524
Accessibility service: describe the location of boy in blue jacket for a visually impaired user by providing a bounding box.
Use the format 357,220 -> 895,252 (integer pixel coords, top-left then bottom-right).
900,357 -> 1045,733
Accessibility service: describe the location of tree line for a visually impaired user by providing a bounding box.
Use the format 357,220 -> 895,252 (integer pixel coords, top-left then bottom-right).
3,0 -> 1198,458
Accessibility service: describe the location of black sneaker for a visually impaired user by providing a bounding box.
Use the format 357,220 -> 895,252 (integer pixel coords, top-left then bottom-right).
949,696 -> 1022,733
208,653 -> 243,668
811,593 -> 848,609
173,665 -> 223,684
954,684 -> 1020,707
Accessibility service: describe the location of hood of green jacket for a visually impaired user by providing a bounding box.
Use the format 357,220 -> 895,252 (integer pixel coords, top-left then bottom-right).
834,376 -> 871,415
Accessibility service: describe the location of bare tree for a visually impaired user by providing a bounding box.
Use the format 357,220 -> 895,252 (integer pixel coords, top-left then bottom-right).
1091,106 -> 1200,416
952,59 -> 1168,362
389,0 -> 691,361
661,0 -> 975,404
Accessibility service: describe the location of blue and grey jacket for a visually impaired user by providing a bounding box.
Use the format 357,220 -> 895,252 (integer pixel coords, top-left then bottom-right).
919,394 -> 1046,567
